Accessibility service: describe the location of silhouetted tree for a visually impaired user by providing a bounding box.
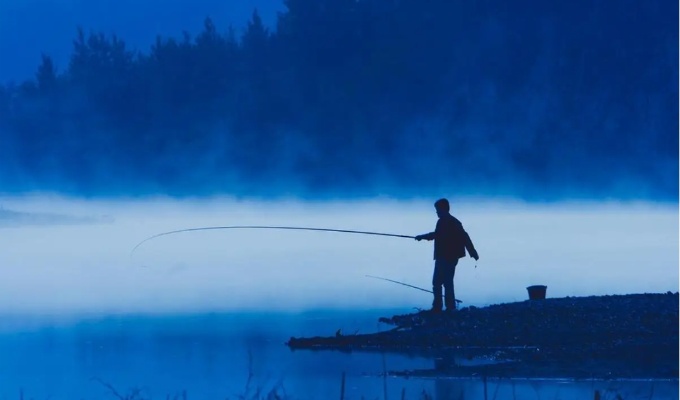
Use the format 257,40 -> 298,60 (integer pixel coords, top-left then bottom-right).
36,54 -> 58,94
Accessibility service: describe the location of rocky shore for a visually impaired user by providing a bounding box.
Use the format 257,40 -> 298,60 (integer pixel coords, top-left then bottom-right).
287,293 -> 679,379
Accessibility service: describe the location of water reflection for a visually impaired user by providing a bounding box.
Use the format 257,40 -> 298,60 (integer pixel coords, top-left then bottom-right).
0,314 -> 677,400
433,378 -> 465,400
387,348 -> 679,400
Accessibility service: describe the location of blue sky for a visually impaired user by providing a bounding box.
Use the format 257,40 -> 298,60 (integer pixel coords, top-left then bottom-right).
0,0 -> 284,82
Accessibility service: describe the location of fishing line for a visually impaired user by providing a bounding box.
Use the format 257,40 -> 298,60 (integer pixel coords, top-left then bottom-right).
131,225 -> 415,257
131,227 -> 468,303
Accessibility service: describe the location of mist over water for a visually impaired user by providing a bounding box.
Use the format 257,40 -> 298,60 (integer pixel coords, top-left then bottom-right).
0,196 -> 676,317
0,196 -> 677,399
0,0 -> 676,396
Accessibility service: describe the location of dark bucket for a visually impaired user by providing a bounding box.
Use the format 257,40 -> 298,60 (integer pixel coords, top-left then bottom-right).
527,285 -> 547,300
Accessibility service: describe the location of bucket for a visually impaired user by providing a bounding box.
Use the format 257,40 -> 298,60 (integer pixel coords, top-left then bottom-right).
526,285 -> 547,300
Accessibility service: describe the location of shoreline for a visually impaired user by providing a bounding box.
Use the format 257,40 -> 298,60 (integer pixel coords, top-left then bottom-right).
287,292 -> 679,379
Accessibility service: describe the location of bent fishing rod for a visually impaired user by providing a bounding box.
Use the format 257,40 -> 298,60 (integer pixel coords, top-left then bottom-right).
131,225 -> 416,256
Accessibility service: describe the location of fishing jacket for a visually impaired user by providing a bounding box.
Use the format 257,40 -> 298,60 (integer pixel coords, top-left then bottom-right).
421,213 -> 477,262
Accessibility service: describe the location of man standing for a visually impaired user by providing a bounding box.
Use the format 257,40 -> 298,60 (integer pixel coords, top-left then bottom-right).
415,198 -> 479,312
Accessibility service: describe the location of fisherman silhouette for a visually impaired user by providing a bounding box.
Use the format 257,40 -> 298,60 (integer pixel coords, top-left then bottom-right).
415,198 -> 479,312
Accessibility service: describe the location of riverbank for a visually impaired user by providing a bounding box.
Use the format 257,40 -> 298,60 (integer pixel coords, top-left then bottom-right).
287,293 -> 679,379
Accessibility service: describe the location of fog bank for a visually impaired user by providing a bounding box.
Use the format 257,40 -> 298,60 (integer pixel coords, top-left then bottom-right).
0,196 -> 677,316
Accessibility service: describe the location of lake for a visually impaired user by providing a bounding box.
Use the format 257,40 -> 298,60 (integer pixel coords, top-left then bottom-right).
0,196 -> 677,398
0,311 -> 678,400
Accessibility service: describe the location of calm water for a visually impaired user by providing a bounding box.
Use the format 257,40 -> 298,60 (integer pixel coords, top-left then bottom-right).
0,197 -> 677,398
0,312 -> 678,400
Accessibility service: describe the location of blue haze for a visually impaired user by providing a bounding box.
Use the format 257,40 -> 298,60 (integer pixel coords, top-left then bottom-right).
0,0 -> 677,201
0,197 -> 676,314
0,0 -> 677,397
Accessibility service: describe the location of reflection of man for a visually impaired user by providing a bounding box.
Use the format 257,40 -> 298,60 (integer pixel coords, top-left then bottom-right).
433,350 -> 465,400
415,198 -> 479,312
434,373 -> 466,400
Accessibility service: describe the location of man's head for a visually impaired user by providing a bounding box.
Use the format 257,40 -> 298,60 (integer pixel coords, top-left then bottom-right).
434,198 -> 450,218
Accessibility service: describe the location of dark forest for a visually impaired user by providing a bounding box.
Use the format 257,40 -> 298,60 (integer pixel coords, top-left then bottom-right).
0,0 -> 677,200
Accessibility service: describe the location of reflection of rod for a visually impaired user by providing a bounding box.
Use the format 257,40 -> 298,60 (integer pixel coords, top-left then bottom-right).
366,274 -> 463,303
131,226 -> 415,256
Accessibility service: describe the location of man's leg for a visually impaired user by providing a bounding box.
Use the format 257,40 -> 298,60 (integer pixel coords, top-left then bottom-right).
443,259 -> 458,310
432,261 -> 444,311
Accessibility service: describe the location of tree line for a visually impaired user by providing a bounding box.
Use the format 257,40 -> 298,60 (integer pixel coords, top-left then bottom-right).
0,0 -> 677,199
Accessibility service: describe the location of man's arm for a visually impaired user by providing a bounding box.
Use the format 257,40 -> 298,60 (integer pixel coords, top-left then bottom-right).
415,232 -> 436,241
464,230 -> 479,260
415,220 -> 440,241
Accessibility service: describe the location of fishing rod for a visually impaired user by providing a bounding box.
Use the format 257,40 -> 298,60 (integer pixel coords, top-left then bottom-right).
366,275 -> 462,303
131,225 -> 415,256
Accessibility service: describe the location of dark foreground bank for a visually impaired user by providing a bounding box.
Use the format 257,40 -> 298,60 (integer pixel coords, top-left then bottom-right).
287,293 -> 679,379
